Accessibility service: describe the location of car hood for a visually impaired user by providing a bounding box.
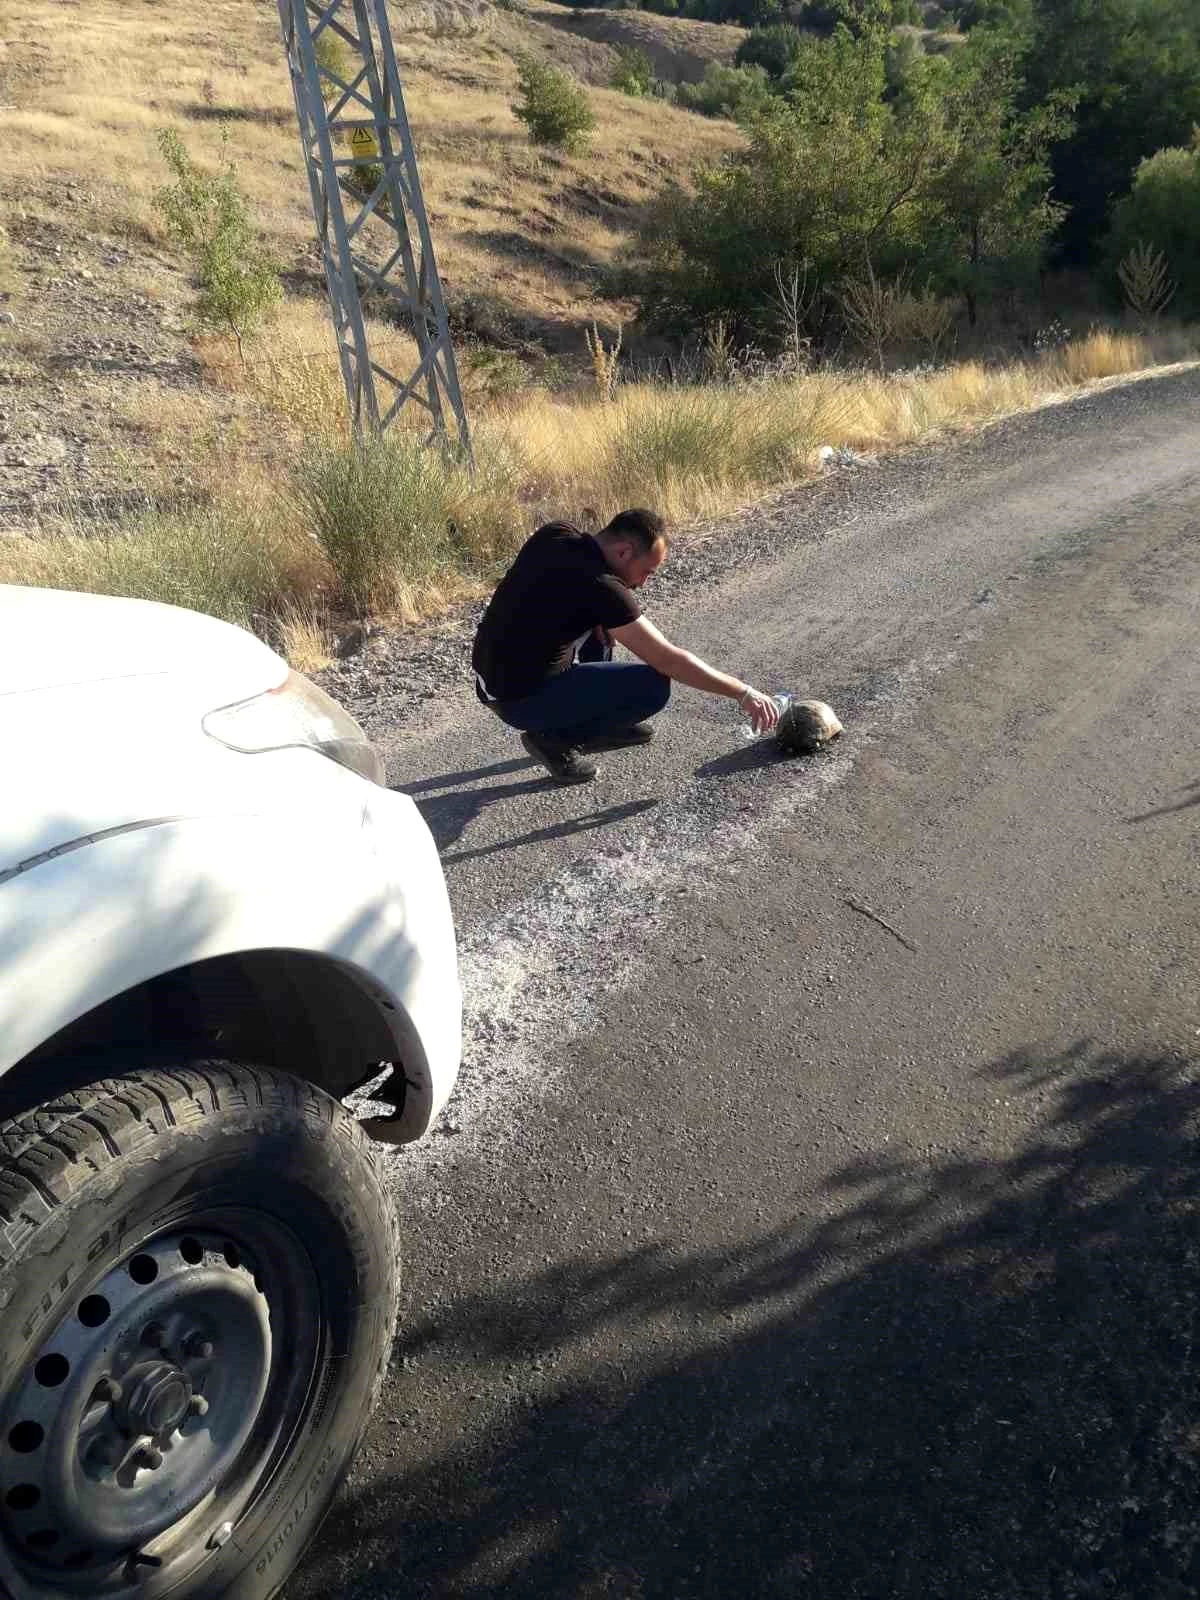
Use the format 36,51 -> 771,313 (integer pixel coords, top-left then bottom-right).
0,586 -> 285,700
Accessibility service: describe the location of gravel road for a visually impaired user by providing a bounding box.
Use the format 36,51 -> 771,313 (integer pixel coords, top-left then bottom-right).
291,366 -> 1200,1600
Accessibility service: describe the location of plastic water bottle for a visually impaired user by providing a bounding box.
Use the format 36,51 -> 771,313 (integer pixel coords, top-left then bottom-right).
741,691 -> 793,742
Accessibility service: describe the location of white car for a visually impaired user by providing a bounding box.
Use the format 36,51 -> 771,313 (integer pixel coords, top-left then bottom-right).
0,586 -> 461,1599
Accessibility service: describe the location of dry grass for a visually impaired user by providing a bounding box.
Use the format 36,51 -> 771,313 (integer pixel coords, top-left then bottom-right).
9,326 -> 1194,649
276,604 -> 336,674
0,499 -> 325,630
533,4 -> 744,84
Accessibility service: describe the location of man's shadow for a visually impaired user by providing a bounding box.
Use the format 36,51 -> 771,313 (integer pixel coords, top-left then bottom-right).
398,759 -> 658,865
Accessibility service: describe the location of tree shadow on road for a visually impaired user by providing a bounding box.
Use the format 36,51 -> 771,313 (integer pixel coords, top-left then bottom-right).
1127,778 -> 1200,823
287,1039 -> 1200,1600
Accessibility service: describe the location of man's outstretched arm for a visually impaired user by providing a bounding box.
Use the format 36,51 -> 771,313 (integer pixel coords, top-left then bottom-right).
610,617 -> 781,734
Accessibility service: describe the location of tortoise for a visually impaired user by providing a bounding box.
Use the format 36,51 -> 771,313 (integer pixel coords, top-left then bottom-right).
776,698 -> 843,756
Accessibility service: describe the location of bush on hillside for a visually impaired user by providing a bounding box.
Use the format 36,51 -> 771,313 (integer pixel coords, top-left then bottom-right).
313,29 -> 352,98
1107,139 -> 1200,318
735,23 -> 805,80
512,55 -> 595,152
155,128 -> 281,363
610,44 -> 657,97
675,62 -> 772,119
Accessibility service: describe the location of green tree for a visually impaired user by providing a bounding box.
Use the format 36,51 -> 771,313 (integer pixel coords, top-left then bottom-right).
926,34 -> 1074,323
1107,135 -> 1200,317
154,128 -> 281,363
640,27 -> 953,340
675,62 -> 773,119
1023,0 -> 1200,266
884,28 -> 925,98
735,23 -> 805,81
512,55 -> 595,152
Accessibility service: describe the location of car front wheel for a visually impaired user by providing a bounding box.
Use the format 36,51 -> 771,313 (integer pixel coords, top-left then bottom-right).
0,1060 -> 398,1598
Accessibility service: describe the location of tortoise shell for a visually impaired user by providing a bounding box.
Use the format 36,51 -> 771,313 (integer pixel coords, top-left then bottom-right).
776,698 -> 843,756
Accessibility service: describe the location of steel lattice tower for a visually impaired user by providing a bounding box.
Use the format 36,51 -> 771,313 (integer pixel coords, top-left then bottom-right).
275,0 -> 470,451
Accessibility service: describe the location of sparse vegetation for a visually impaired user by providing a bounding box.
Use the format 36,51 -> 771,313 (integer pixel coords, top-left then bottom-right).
7,327 -> 1195,638
838,269 -> 958,369
0,503 -> 311,630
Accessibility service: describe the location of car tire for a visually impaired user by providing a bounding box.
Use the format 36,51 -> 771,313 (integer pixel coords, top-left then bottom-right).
0,1059 -> 399,1599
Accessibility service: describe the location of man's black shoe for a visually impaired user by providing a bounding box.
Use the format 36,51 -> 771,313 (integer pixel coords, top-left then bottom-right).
521,731 -> 598,784
580,722 -> 656,751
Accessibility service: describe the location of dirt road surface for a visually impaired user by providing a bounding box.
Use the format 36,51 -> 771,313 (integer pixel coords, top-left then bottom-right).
287,369 -> 1200,1600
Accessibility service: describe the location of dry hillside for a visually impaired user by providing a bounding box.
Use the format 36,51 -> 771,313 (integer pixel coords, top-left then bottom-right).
0,0 -> 740,530
538,6 -> 744,83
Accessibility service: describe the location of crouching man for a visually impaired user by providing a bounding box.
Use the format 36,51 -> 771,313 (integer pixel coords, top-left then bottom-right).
472,508 -> 780,784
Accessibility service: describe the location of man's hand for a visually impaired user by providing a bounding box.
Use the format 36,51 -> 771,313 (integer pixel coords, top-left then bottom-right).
740,688 -> 780,735
612,618 -> 783,729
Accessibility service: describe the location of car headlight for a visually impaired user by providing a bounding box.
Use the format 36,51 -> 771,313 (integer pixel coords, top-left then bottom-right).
203,671 -> 386,785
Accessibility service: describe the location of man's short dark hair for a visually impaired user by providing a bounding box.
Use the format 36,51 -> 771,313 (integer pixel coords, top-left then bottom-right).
599,508 -> 667,554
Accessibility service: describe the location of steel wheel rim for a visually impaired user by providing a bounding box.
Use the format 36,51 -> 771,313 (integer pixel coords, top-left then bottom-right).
0,1210 -> 321,1592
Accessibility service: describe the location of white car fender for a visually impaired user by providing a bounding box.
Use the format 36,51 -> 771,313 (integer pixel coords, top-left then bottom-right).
0,798 -> 460,1137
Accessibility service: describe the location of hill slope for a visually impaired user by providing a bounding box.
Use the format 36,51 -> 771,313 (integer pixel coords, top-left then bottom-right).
0,0 -> 740,528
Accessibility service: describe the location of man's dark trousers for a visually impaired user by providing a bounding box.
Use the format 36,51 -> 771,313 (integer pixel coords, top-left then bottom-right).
484,634 -> 670,745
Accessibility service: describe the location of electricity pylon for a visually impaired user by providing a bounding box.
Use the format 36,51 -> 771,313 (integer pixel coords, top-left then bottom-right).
275,0 -> 471,452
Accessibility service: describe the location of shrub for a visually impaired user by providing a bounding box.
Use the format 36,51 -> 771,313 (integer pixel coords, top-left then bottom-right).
314,29 -> 352,99
675,62 -> 771,119
602,382 -> 827,505
639,33 -> 940,342
154,128 -> 281,363
735,23 -> 804,81
1107,142 -> 1200,319
1117,241 -> 1176,319
512,55 -> 595,152
585,321 -> 622,399
459,343 -> 530,402
610,44 -> 656,97
839,271 -> 957,368
292,433 -> 459,615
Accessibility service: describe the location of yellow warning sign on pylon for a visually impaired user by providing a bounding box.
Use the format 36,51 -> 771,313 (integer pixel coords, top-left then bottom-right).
350,127 -> 378,161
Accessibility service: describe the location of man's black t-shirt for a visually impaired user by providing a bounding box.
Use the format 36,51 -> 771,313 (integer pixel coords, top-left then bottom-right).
472,523 -> 641,703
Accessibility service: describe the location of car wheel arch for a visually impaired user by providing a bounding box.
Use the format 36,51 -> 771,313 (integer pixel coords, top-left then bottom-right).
0,949 -> 432,1139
